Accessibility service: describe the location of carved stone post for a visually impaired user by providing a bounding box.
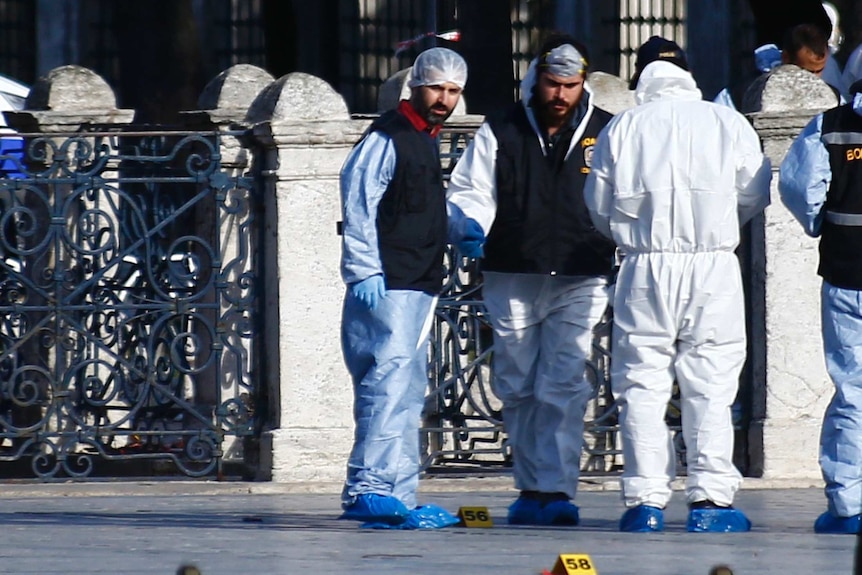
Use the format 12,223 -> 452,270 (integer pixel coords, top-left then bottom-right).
180,64 -> 276,472
248,73 -> 369,483
744,66 -> 838,480
4,65 -> 134,448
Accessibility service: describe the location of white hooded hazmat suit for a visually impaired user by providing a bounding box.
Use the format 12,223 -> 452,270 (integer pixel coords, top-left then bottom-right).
583,61 -> 772,509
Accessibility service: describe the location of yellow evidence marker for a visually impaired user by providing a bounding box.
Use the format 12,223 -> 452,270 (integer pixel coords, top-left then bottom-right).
456,506 -> 493,527
548,554 -> 598,575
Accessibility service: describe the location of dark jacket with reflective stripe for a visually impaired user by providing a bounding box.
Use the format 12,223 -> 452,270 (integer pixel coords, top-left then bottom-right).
820,105 -> 862,290
482,104 -> 616,276
371,110 -> 447,294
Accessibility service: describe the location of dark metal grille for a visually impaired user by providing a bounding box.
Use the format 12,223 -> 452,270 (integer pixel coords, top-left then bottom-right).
80,0 -> 120,88
619,0 -> 686,86
338,0 -> 431,114
0,0 -> 35,85
0,129 -> 261,480
337,0 -> 553,114
511,1 -> 554,101
212,0 -> 267,72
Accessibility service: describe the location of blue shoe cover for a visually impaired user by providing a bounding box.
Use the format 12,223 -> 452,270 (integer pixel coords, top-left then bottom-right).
687,507 -> 751,532
404,504 -> 460,529
339,493 -> 408,524
539,500 -> 580,526
507,496 -> 579,526
620,505 -> 664,532
360,504 -> 460,530
507,496 -> 543,525
814,511 -> 861,534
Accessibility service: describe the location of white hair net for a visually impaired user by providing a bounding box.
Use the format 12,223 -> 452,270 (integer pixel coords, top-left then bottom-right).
408,47 -> 468,89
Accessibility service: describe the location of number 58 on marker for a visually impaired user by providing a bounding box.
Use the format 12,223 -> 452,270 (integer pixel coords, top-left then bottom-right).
549,553 -> 597,575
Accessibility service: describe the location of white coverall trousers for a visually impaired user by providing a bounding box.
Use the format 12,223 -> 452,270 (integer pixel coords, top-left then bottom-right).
483,272 -> 608,499
612,252 -> 744,509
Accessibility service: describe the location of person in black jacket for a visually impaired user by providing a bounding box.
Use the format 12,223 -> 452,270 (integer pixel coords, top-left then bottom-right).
338,47 -> 467,529
446,34 -> 616,526
779,79 -> 862,535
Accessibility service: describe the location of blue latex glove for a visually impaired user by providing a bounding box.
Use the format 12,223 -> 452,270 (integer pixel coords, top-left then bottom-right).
350,275 -> 386,310
458,218 -> 485,258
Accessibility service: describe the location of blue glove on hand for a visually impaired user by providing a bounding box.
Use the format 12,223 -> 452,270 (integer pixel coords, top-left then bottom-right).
458,218 -> 485,258
350,275 -> 386,310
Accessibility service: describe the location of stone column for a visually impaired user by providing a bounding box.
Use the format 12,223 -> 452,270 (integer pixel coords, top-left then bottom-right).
248,73 -> 369,483
183,63 -> 276,177
180,64 -> 276,468
744,66 -> 838,480
3,65 -> 134,443
587,72 -> 635,115
7,65 -> 134,132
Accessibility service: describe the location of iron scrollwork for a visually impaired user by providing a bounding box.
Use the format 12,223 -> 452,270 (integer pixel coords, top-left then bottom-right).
0,129 -> 259,479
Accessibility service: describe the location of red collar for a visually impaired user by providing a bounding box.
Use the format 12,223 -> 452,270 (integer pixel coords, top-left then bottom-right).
397,100 -> 442,138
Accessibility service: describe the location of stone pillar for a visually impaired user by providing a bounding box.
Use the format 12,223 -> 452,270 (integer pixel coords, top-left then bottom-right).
587,72 -> 635,115
7,65 -> 134,132
3,65 -> 134,443
248,72 -> 369,483
183,63 -> 276,175
745,66 -> 838,480
180,64 -> 276,468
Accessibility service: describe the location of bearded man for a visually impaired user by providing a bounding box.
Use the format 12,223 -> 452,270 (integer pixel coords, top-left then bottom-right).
446,35 -> 616,526
338,47 -> 467,529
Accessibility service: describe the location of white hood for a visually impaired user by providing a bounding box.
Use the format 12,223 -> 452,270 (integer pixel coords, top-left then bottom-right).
583,60 -> 771,255
634,60 -> 702,105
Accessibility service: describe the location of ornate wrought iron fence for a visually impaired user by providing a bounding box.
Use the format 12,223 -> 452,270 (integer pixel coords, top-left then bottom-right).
422,120 -> 685,477
0,128 -> 260,480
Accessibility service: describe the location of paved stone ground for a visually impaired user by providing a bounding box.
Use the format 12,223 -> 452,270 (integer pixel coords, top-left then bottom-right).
0,479 -> 854,575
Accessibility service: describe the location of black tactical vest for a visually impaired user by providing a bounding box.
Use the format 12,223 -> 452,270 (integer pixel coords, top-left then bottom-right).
819,105 -> 862,290
369,110 -> 447,294
482,103 -> 616,277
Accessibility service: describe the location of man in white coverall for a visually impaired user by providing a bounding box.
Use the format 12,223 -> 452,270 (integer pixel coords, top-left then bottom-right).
339,47 -> 467,530
779,79 -> 862,534
447,35 -> 617,526
583,36 -> 772,532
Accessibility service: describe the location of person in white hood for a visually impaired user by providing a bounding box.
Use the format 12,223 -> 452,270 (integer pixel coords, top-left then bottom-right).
583,36 -> 772,532
447,34 -> 616,526
779,78 -> 862,535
